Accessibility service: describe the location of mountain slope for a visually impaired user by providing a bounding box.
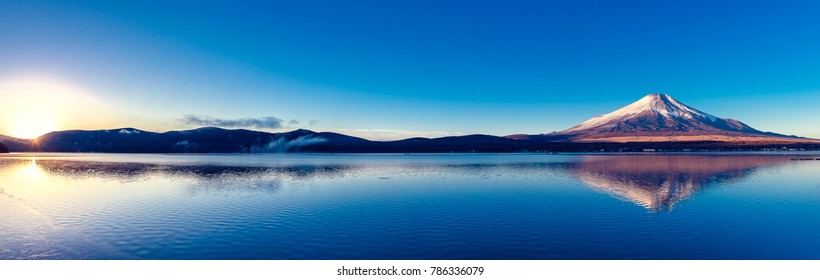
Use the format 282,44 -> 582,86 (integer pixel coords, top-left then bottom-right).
0,135 -> 34,151
0,127 -> 546,153
550,93 -> 807,143
25,127 -> 363,153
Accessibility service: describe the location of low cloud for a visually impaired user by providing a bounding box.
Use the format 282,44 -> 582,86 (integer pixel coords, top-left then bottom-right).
181,115 -> 285,129
330,128 -> 462,141
250,135 -> 327,153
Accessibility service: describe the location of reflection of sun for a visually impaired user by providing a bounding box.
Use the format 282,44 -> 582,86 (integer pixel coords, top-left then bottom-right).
10,112 -> 57,139
20,157 -> 46,180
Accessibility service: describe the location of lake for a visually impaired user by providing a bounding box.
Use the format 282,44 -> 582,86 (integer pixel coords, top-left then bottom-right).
1,153 -> 818,259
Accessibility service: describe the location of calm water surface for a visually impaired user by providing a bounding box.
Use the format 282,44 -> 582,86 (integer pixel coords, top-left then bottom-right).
1,153 -> 818,259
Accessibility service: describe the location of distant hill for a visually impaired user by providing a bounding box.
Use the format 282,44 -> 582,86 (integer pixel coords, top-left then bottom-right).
0,134 -> 33,152
9,127 -> 371,153
0,127 -> 553,153
0,140 -> 7,153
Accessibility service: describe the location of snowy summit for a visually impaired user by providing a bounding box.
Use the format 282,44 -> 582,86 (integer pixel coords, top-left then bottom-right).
565,94 -> 719,132
553,93 -> 792,142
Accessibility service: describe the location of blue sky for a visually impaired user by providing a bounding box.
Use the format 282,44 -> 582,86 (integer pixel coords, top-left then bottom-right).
2,0 -> 820,139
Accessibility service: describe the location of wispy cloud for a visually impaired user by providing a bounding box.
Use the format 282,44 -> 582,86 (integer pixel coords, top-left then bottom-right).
181,115 -> 285,129
249,135 -> 327,153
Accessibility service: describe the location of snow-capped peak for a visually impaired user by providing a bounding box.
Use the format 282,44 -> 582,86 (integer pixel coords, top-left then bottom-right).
564,93 -> 717,132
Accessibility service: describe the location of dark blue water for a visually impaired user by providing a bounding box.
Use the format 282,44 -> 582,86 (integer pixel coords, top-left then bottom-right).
1,153 -> 818,259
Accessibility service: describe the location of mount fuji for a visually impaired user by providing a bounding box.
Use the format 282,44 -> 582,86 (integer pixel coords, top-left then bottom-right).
545,93 -> 810,143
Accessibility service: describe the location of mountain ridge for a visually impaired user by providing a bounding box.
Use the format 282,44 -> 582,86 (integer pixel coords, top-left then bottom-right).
1,94 -> 818,153
1,125 -> 817,153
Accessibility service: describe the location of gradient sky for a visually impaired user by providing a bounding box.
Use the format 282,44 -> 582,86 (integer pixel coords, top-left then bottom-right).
2,0 -> 820,140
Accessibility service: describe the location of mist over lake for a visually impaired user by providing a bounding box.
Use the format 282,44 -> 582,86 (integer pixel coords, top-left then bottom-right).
1,153 -> 818,259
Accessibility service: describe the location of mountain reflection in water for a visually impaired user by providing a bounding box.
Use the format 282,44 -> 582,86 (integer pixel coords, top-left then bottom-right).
19,154 -> 798,211
32,159 -> 353,194
566,155 -> 792,210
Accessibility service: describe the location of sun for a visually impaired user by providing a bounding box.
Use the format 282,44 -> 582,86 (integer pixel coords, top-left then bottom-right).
9,112 -> 58,139
1,76 -> 104,139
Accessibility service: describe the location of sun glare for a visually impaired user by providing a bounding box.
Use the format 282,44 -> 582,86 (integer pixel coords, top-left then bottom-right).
20,157 -> 46,180
10,112 -> 58,139
0,77 -> 108,139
